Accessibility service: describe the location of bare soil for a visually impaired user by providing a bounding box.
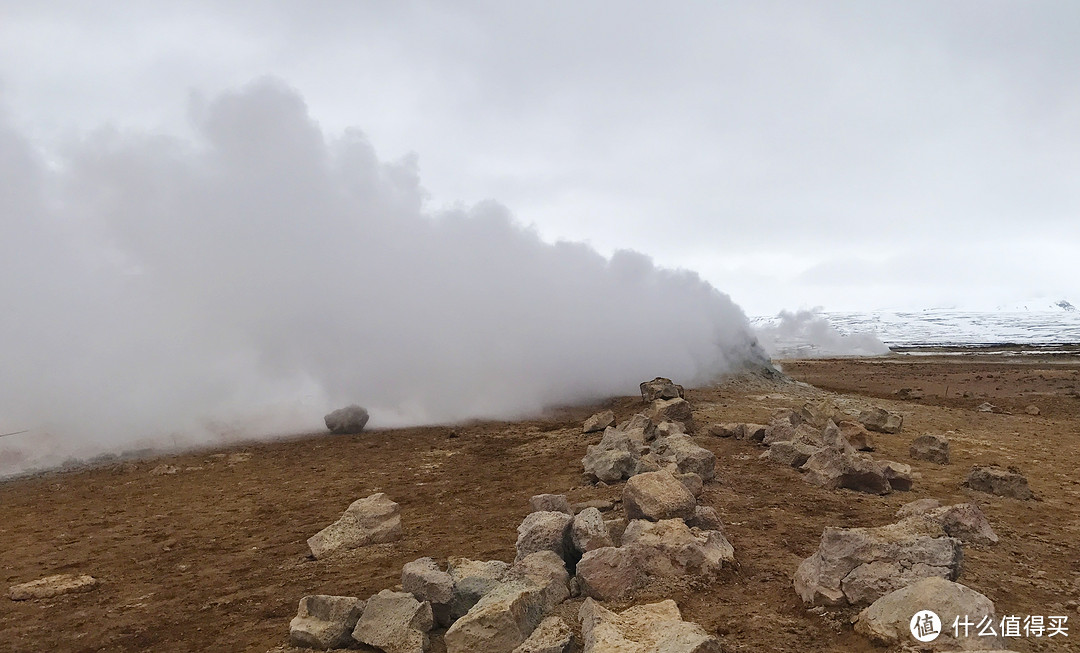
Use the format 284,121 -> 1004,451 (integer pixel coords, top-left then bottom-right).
2,353 -> 1079,652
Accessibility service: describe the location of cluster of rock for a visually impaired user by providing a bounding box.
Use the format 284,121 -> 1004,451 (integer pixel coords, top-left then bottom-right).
714,403 -> 914,495
795,498 -> 998,609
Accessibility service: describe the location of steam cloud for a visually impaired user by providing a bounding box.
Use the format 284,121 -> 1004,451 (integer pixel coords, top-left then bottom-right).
754,309 -> 890,358
0,79 -> 765,475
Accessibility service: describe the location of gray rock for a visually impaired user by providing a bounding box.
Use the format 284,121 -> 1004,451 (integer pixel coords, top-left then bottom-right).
529,494 -> 573,515
880,460 -> 914,491
511,615 -> 572,653
515,511 -> 573,562
582,428 -> 637,482
854,577 -> 1000,650
965,466 -> 1033,500
571,507 -> 614,553
763,440 -> 820,467
675,472 -> 704,497
762,422 -> 796,446
658,435 -> 715,480
858,407 -> 903,434
648,398 -> 695,432
621,413 -> 658,441
8,574 -> 97,601
447,558 -> 510,621
289,595 -> 364,650
741,423 -> 769,442
639,377 -> 685,402
583,411 -> 616,434
799,448 -> 892,495
572,499 -> 614,513
910,434 -> 951,464
402,557 -> 454,625
307,493 -> 403,559
579,598 -> 721,653
623,470 -> 696,521
444,552 -> 569,653
687,505 -> 723,531
896,498 -> 942,518
917,503 -> 999,546
825,420 -> 875,451
706,422 -> 743,438
352,589 -> 433,653
324,404 -> 370,434
794,517 -> 963,607
655,421 -> 687,438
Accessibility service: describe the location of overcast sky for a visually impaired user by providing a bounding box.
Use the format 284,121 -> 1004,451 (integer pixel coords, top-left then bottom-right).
2,1 -> 1078,314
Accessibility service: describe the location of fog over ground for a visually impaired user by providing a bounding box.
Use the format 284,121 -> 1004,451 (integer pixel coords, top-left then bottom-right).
0,80 -> 766,474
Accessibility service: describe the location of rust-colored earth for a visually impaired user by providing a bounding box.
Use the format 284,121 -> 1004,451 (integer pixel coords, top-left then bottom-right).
2,353 -> 1079,652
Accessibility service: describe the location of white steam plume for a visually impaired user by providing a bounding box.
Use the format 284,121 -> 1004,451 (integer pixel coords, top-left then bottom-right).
753,309 -> 890,358
0,79 -> 766,475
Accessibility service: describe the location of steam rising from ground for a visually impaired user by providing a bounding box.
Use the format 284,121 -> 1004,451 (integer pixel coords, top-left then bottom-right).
753,309 -> 890,359
0,79 -> 766,474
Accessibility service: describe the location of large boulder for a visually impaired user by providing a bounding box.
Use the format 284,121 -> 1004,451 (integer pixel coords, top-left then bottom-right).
763,440 -> 821,468
910,434 -> 951,464
965,466 -> 1033,500
799,448 -> 892,495
447,558 -> 510,621
289,595 -> 364,650
511,615 -> 572,653
858,407 -> 903,433
902,502 -> 999,546
854,577 -> 1000,650
583,411 -> 616,434
352,589 -> 433,653
579,598 -> 721,653
307,493 -> 402,559
516,511 -> 573,562
649,398 -> 695,432
623,470 -> 696,521
656,435 -> 716,480
794,518 -> 963,607
575,519 -> 732,601
444,552 -> 569,653
582,428 -> 636,483
402,558 -> 454,626
571,507 -> 614,553
324,404 -> 370,434
640,377 -> 685,402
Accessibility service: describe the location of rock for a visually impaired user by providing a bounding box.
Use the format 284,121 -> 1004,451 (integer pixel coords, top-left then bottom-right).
447,558 -> 510,620
623,470 -> 696,521
8,574 -> 98,601
828,421 -> 875,451
772,408 -> 803,427
880,461 -> 914,491
640,377 -> 685,402
352,589 -> 433,653
649,398 -> 695,431
910,433 -> 951,464
965,466 -> 1034,500
634,452 -> 664,475
655,421 -> 687,438
1025,404 -> 1041,416
912,503 -> 999,546
799,448 -> 892,495
675,472 -> 704,497
324,404 -> 370,434
575,520 -> 733,601
858,407 -> 903,433
579,598 -> 721,653
529,494 -> 573,515
657,435 -> 715,480
603,518 -> 628,546
763,440 -> 820,468
516,511 -> 573,562
741,424 -> 768,442
707,423 -> 742,438
402,558 -> 454,625
444,552 -> 569,653
150,464 -> 178,476
794,518 -> 963,606
762,422 -> 796,446
307,493 -> 403,559
854,577 -> 1000,650
621,413 -> 658,441
289,595 -> 364,649
572,499 -> 614,513
572,508 -> 615,553
687,505 -> 723,531
976,402 -> 998,413
511,615 -> 572,653
583,411 -> 616,434
582,428 -> 637,482
897,498 -> 942,518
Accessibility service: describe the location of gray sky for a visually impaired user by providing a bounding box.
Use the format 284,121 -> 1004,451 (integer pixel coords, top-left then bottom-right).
2,0 -> 1078,313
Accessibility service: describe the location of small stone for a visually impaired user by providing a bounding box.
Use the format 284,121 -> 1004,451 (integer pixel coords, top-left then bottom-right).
8,574 -> 98,601
1025,404 -> 1041,416
857,407 -> 903,434
965,465 -> 1034,500
289,595 -> 364,649
910,434 -> 950,465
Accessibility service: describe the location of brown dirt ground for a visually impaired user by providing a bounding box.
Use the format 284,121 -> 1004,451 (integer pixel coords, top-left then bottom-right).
2,353 -> 1079,653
